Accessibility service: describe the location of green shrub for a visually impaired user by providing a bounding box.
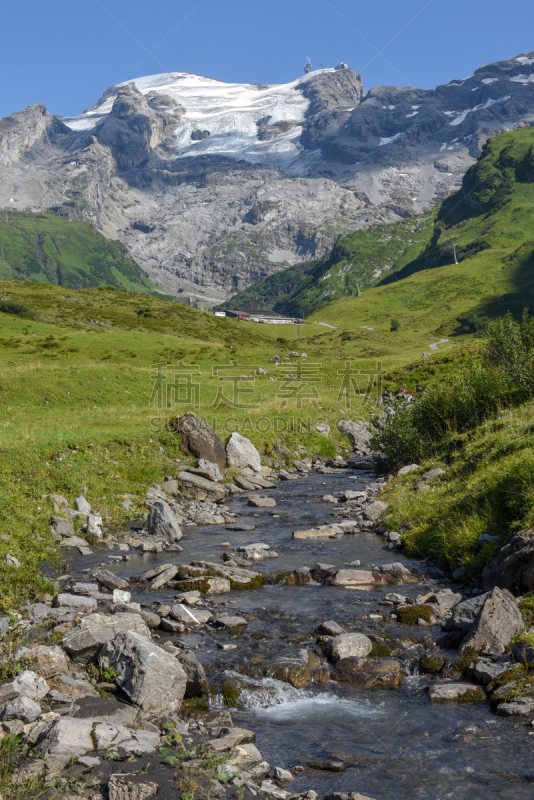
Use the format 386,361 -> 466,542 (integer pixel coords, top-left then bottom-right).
484,309 -> 534,397
374,311 -> 534,470
372,405 -> 429,471
0,300 -> 36,319
390,318 -> 400,331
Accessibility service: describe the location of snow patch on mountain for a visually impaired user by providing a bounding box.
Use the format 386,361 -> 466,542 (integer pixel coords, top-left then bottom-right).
450,97 -> 502,126
62,70 -> 336,173
510,73 -> 534,84
379,132 -> 403,145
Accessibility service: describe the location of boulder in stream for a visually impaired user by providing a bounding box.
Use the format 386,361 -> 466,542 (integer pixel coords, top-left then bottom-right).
328,569 -> 387,586
334,657 -> 402,688
325,633 -> 373,662
146,499 -> 182,542
428,683 -> 486,703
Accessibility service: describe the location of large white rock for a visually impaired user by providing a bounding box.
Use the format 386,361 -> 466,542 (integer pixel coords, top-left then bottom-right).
87,514 -> 104,539
0,670 -> 49,703
75,496 -> 91,514
0,695 -> 41,722
146,499 -> 182,542
170,604 -> 212,625
325,633 -> 373,662
196,459 -> 223,481
226,433 -> 262,474
99,631 -> 187,713
52,593 -> 97,612
39,716 -> 160,759
362,501 -> 388,521
337,420 -> 372,452
62,612 -> 152,666
428,683 -> 486,703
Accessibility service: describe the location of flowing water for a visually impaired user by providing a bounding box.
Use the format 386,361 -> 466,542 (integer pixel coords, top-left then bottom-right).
77,470 -> 534,799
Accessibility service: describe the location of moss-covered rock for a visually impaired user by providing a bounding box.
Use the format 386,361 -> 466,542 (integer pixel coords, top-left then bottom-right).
369,642 -> 392,658
181,694 -> 209,711
173,577 -> 210,594
428,683 -> 486,703
221,682 -> 241,707
228,573 -> 264,591
271,662 -> 311,689
453,646 -> 478,675
396,604 -> 433,624
419,654 -> 445,674
488,663 -> 534,706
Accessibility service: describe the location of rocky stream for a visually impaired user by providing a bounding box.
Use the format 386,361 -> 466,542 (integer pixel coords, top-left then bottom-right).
2,425 -> 534,800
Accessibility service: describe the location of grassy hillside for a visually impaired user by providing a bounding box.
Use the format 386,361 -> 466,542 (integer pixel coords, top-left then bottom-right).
372,313 -> 534,581
224,127 -> 534,321
0,209 -> 162,295
0,279 -> 380,604
217,210 -> 436,317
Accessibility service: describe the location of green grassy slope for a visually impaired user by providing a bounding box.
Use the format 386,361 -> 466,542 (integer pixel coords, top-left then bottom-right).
0,210 -> 162,295
217,210 -> 436,317
2,268 -> 483,605
223,127 -> 534,320
312,128 -> 534,337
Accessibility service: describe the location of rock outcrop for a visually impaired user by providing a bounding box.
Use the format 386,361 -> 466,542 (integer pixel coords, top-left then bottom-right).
482,528 -> 534,593
459,587 -> 524,656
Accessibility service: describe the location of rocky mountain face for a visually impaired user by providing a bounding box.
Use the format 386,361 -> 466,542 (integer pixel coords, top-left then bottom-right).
2,52 -> 534,304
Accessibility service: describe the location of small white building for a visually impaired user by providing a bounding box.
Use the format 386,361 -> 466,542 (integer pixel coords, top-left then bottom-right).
220,309 -> 305,324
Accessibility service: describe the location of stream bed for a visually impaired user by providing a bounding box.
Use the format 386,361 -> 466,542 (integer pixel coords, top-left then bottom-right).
73,469 -> 534,799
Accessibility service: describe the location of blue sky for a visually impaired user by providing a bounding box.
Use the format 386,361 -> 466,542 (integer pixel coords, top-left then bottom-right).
2,0 -> 534,118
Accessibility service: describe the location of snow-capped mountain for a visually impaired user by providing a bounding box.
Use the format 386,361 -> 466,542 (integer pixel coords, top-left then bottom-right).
63,70 -> 329,174
2,52 -> 534,304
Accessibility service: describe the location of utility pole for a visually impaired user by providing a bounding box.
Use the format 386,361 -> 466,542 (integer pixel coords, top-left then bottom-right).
452,241 -> 458,265
355,279 -> 361,297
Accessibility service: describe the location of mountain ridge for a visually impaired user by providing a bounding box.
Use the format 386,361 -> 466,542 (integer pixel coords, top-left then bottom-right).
2,51 -> 534,303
